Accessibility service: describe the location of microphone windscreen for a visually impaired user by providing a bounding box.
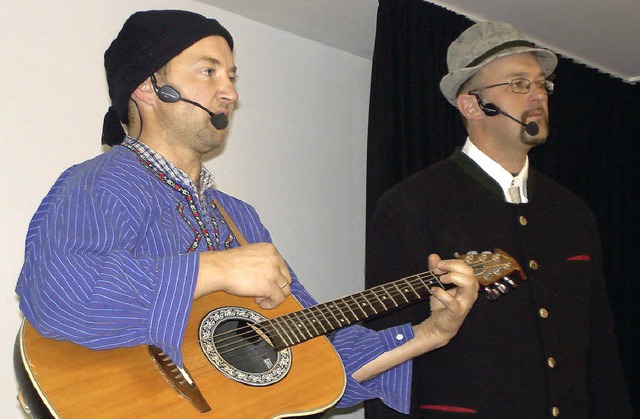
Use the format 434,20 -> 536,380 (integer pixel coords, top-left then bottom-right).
210,113 -> 229,130
525,122 -> 539,136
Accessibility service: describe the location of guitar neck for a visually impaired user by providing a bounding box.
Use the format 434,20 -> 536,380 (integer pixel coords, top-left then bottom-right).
264,269 -> 447,351
262,250 -> 522,351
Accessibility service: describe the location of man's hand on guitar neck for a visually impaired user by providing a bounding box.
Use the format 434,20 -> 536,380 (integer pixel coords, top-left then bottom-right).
352,255 -> 478,382
413,254 -> 479,352
194,243 -> 293,308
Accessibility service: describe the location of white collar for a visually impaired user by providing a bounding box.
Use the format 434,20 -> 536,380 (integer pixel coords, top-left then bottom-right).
461,138 -> 529,203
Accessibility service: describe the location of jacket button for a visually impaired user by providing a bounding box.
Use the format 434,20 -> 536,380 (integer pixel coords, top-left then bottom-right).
519,215 -> 528,225
539,308 -> 549,318
547,357 -> 556,368
529,260 -> 539,270
552,406 -> 560,416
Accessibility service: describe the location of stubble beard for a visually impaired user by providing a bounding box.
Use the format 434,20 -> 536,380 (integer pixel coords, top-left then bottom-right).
519,111 -> 549,148
169,112 -> 229,155
194,124 -> 228,153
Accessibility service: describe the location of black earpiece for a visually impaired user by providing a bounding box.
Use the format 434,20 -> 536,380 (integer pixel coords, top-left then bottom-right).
471,93 -> 539,136
479,101 -> 500,117
156,85 -> 181,103
149,74 -> 229,130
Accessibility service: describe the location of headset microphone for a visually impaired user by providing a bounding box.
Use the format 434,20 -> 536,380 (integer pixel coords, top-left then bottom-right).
151,75 -> 229,130
474,96 -> 539,136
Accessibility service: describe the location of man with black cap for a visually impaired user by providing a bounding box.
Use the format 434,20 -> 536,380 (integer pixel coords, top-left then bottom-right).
365,21 -> 632,418
15,9 -> 480,416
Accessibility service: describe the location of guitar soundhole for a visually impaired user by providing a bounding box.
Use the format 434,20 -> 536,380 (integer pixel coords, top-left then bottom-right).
213,319 -> 277,373
199,306 -> 292,387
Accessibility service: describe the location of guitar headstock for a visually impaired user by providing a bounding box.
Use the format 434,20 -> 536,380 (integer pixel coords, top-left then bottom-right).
456,248 -> 527,300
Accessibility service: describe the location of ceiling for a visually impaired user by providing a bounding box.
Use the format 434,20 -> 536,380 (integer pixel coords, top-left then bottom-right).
199,0 -> 639,84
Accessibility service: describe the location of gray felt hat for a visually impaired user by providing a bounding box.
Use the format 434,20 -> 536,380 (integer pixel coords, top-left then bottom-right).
440,21 -> 557,107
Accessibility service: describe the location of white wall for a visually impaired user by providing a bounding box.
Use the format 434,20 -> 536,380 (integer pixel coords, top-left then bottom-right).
0,0 -> 370,417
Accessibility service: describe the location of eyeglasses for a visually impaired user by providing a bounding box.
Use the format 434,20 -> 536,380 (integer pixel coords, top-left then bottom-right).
468,78 -> 555,96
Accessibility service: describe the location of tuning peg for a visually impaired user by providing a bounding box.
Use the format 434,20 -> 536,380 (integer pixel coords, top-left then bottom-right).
501,276 -> 517,288
484,287 -> 501,300
493,281 -> 509,294
467,251 -> 478,255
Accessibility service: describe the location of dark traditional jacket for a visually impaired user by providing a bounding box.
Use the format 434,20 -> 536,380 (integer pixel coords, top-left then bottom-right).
365,150 -> 632,418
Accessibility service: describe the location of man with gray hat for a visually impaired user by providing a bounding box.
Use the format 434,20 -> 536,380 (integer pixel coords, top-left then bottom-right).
365,21 -> 632,418
15,9 -> 480,417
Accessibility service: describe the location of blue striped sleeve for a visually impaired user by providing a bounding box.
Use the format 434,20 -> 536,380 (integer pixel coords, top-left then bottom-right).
17,156 -> 199,366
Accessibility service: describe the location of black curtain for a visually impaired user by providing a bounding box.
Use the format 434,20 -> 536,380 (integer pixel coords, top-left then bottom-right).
366,0 -> 639,413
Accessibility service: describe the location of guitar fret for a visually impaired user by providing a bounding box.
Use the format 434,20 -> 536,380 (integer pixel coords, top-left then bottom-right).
289,310 -> 313,341
347,294 -> 370,318
392,280 -> 412,304
271,316 -> 297,346
337,299 -> 358,323
327,300 -> 357,326
314,303 -> 335,334
299,308 -> 321,337
284,314 -> 304,345
365,288 -> 386,314
380,286 -> 399,310
324,302 -> 346,329
300,308 -> 322,337
276,314 -> 296,343
260,320 -> 288,350
411,275 -> 434,298
418,273 -> 436,294
432,275 -> 445,289
341,297 -> 359,322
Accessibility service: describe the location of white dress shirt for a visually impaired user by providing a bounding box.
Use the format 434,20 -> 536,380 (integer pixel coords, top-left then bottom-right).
461,138 -> 528,203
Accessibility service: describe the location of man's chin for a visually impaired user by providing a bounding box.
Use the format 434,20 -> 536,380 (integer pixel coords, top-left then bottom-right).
521,131 -> 548,147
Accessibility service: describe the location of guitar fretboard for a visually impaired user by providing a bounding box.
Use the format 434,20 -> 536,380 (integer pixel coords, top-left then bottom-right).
261,271 -> 444,351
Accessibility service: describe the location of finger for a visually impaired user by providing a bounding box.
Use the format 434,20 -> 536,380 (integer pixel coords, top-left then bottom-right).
446,268 -> 479,292
282,284 -> 292,298
277,264 -> 293,296
433,261 -> 474,289
276,280 -> 292,298
272,272 -> 290,290
428,254 -> 443,273
255,291 -> 285,309
437,259 -> 473,276
429,294 -> 446,311
280,264 -> 292,286
435,275 -> 479,305
430,286 -> 458,307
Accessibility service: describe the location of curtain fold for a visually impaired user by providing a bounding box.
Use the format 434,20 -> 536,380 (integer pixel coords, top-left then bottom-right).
366,0 -> 472,218
366,0 -> 639,413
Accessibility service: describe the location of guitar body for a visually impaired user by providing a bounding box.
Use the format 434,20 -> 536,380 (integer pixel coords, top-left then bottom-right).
18,293 -> 346,418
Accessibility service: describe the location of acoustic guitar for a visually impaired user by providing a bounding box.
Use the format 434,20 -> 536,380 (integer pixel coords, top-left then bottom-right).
16,249 -> 523,418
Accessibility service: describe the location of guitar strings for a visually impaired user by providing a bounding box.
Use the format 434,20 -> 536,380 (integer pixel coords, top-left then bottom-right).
187,259 -> 507,359
191,260 -> 507,357
203,269 -> 443,356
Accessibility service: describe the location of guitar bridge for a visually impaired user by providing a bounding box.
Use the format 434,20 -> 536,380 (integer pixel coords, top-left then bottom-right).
148,345 -> 211,413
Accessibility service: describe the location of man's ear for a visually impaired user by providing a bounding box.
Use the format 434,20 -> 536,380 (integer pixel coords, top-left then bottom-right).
132,77 -> 156,105
457,93 -> 483,121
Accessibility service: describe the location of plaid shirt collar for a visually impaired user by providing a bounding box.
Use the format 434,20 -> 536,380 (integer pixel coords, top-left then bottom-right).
123,136 -> 216,196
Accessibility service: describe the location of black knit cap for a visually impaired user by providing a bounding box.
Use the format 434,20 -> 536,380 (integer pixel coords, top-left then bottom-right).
101,10 -> 234,146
